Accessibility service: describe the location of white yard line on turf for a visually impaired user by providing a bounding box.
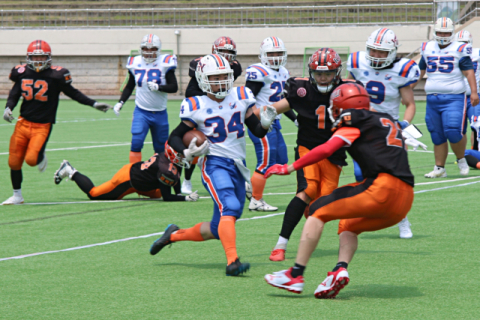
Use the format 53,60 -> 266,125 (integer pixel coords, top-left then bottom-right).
1,179 -> 479,262
0,118 -> 122,127
0,142 -> 153,155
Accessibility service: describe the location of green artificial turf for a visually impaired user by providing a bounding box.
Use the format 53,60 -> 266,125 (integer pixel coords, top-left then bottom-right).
0,99 -> 479,319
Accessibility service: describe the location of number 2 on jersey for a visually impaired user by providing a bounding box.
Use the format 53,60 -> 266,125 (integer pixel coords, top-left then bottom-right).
21,79 -> 48,102
269,81 -> 286,102
380,118 -> 403,148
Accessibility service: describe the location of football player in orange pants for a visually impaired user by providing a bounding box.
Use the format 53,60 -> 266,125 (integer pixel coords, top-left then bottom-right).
264,83 -> 414,299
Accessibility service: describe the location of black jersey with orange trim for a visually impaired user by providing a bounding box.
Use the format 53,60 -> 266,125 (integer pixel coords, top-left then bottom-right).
130,153 -> 180,192
6,65 -> 96,124
334,109 -> 414,187
284,77 -> 362,166
185,57 -> 242,98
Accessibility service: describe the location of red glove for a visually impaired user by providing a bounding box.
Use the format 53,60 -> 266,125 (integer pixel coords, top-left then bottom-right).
264,164 -> 290,179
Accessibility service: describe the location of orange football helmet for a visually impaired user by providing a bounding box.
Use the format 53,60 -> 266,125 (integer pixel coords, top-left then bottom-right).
328,83 -> 370,122
164,142 -> 190,168
212,36 -> 237,63
26,40 -> 52,72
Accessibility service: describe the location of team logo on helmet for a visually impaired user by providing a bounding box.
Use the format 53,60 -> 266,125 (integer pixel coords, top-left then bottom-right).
331,88 -> 341,99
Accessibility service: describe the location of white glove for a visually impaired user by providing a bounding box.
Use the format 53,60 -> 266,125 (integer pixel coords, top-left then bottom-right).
93,102 -> 113,113
402,131 -> 427,151
185,190 -> 199,202
260,105 -> 277,129
113,102 -> 123,116
147,82 -> 159,91
3,107 -> 14,123
294,119 -> 299,127
183,137 -> 210,162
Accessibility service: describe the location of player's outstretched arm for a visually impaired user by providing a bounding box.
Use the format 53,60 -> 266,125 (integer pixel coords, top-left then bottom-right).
245,106 -> 276,138
115,71 -> 136,116
4,81 -> 22,122
62,82 -> 112,112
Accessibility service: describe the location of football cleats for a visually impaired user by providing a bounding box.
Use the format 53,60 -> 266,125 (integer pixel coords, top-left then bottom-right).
328,83 -> 370,123
26,40 -> 52,72
212,36 -> 237,63
433,17 -> 455,46
259,37 -> 287,70
140,34 -> 161,64
195,54 -> 234,99
164,142 -> 190,168
365,28 -> 399,69
455,30 -> 473,44
308,48 -> 343,93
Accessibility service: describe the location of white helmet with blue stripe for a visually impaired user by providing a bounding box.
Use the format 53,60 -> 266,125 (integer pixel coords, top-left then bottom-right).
433,17 -> 455,46
140,34 -> 162,64
195,54 -> 234,99
259,37 -> 287,70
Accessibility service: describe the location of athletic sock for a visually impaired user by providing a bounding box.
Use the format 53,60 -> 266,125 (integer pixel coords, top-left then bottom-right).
13,189 -> 22,198
436,165 -> 444,169
291,263 -> 306,278
71,172 -> 95,195
218,216 -> 238,265
129,151 -> 142,164
170,223 -> 204,242
251,171 -> 267,201
332,261 -> 348,272
274,235 -> 289,250
11,169 -> 22,190
185,164 -> 196,180
279,196 -> 308,240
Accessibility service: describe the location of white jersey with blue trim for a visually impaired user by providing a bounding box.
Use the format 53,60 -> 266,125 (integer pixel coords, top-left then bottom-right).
245,63 -> 289,120
126,54 -> 177,111
420,41 -> 472,95
179,86 -> 256,160
465,47 -> 480,96
347,51 -> 420,120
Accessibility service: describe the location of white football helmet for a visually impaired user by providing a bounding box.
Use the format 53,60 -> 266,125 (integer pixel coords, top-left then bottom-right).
455,30 -> 473,44
259,37 -> 287,70
365,28 -> 399,69
433,17 -> 455,46
195,54 -> 234,99
140,34 -> 161,64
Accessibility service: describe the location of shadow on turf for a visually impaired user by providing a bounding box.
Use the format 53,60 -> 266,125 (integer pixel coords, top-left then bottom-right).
360,234 -> 432,241
340,284 -> 424,299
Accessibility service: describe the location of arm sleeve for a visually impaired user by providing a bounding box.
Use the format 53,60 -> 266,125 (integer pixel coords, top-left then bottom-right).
245,113 -> 269,138
119,70 -> 136,102
158,183 -> 186,201
158,69 -> 178,93
185,77 -> 205,98
232,60 -> 243,80
292,137 -> 348,171
245,80 -> 264,96
284,109 -> 297,122
61,83 -> 96,106
168,122 -> 194,153
6,81 -> 22,111
419,56 -> 427,71
460,56 -> 474,71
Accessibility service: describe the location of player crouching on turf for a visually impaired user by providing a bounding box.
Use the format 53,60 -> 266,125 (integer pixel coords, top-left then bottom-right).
3,40 -> 112,205
149,54 -> 277,276
53,143 -> 199,202
264,83 -> 414,298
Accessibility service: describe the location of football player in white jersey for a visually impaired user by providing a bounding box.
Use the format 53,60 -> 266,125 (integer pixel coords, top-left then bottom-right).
455,30 -> 480,121
347,28 -> 420,238
150,54 -> 277,276
415,18 -> 479,178
113,34 -> 178,163
245,36 -> 298,211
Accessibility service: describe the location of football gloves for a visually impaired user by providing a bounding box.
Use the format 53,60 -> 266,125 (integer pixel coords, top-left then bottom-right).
93,102 -> 113,113
402,131 -> 427,151
147,82 -> 159,91
3,107 -> 14,123
113,101 -> 123,116
265,164 -> 290,178
260,105 -> 277,129
185,190 -> 199,202
294,119 -> 299,127
183,137 -> 209,162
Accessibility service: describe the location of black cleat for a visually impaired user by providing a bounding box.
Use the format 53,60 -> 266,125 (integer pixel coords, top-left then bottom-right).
150,224 -> 179,255
226,258 -> 250,276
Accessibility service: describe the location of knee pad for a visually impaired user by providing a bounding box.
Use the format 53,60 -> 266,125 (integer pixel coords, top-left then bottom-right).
303,181 -> 319,201
8,157 -> 23,170
445,129 -> 463,144
24,154 -> 37,167
425,113 -> 446,145
131,135 -> 145,152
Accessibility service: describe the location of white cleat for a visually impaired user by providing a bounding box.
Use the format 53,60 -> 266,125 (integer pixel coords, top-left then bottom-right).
424,165 -> 447,178
181,179 -> 192,194
37,152 -> 48,173
245,181 -> 252,201
54,160 -> 76,185
398,217 -> 413,239
2,195 -> 24,205
314,268 -> 349,299
249,197 -> 278,212
264,268 -> 304,294
458,158 -> 470,176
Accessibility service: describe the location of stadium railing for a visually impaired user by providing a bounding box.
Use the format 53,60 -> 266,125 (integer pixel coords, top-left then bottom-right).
0,3 -> 437,28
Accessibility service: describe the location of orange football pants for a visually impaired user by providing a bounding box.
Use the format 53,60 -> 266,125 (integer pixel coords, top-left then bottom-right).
309,173 -> 414,235
88,163 -> 162,200
8,118 -> 52,170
